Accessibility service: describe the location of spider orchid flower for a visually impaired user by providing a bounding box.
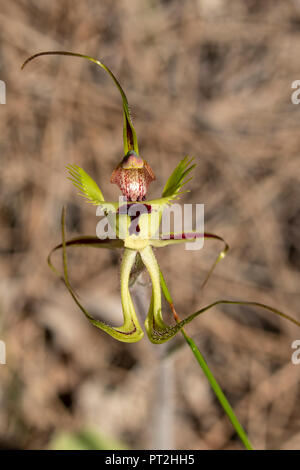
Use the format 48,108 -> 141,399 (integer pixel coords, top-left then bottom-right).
22,51 -> 300,346
22,51 -> 300,452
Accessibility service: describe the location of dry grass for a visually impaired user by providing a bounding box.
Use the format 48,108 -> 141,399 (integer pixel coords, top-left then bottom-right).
0,0 -> 300,449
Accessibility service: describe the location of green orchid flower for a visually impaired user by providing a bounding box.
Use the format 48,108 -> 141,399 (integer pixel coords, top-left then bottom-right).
22,50 -> 300,346
22,51 -> 300,450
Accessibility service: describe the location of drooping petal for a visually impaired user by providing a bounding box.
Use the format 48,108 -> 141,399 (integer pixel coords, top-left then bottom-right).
48,207 -> 144,343
145,263 -> 300,344
139,245 -> 168,333
48,236 -> 124,278
150,231 -> 229,289
150,299 -> 300,344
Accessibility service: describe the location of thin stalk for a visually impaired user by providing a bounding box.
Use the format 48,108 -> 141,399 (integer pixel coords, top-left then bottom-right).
181,329 -> 253,450
159,269 -> 253,450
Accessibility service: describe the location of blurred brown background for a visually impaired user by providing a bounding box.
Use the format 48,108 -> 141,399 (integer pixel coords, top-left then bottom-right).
0,0 -> 300,450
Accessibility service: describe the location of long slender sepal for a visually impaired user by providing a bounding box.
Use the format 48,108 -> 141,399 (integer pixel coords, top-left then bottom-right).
139,245 -> 166,331
152,231 -> 229,290
120,248 -> 144,336
143,249 -> 300,343
145,297 -> 300,344
48,207 -> 144,343
129,252 -> 146,287
48,235 -> 124,282
21,50 -> 139,155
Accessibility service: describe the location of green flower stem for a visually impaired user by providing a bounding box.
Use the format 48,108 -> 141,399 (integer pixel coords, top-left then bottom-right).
159,268 -> 253,450
181,330 -> 253,450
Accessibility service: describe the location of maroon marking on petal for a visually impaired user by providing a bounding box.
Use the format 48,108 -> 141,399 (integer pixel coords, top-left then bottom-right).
161,232 -> 204,240
116,202 -> 152,236
114,324 -> 137,335
161,232 -> 225,241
